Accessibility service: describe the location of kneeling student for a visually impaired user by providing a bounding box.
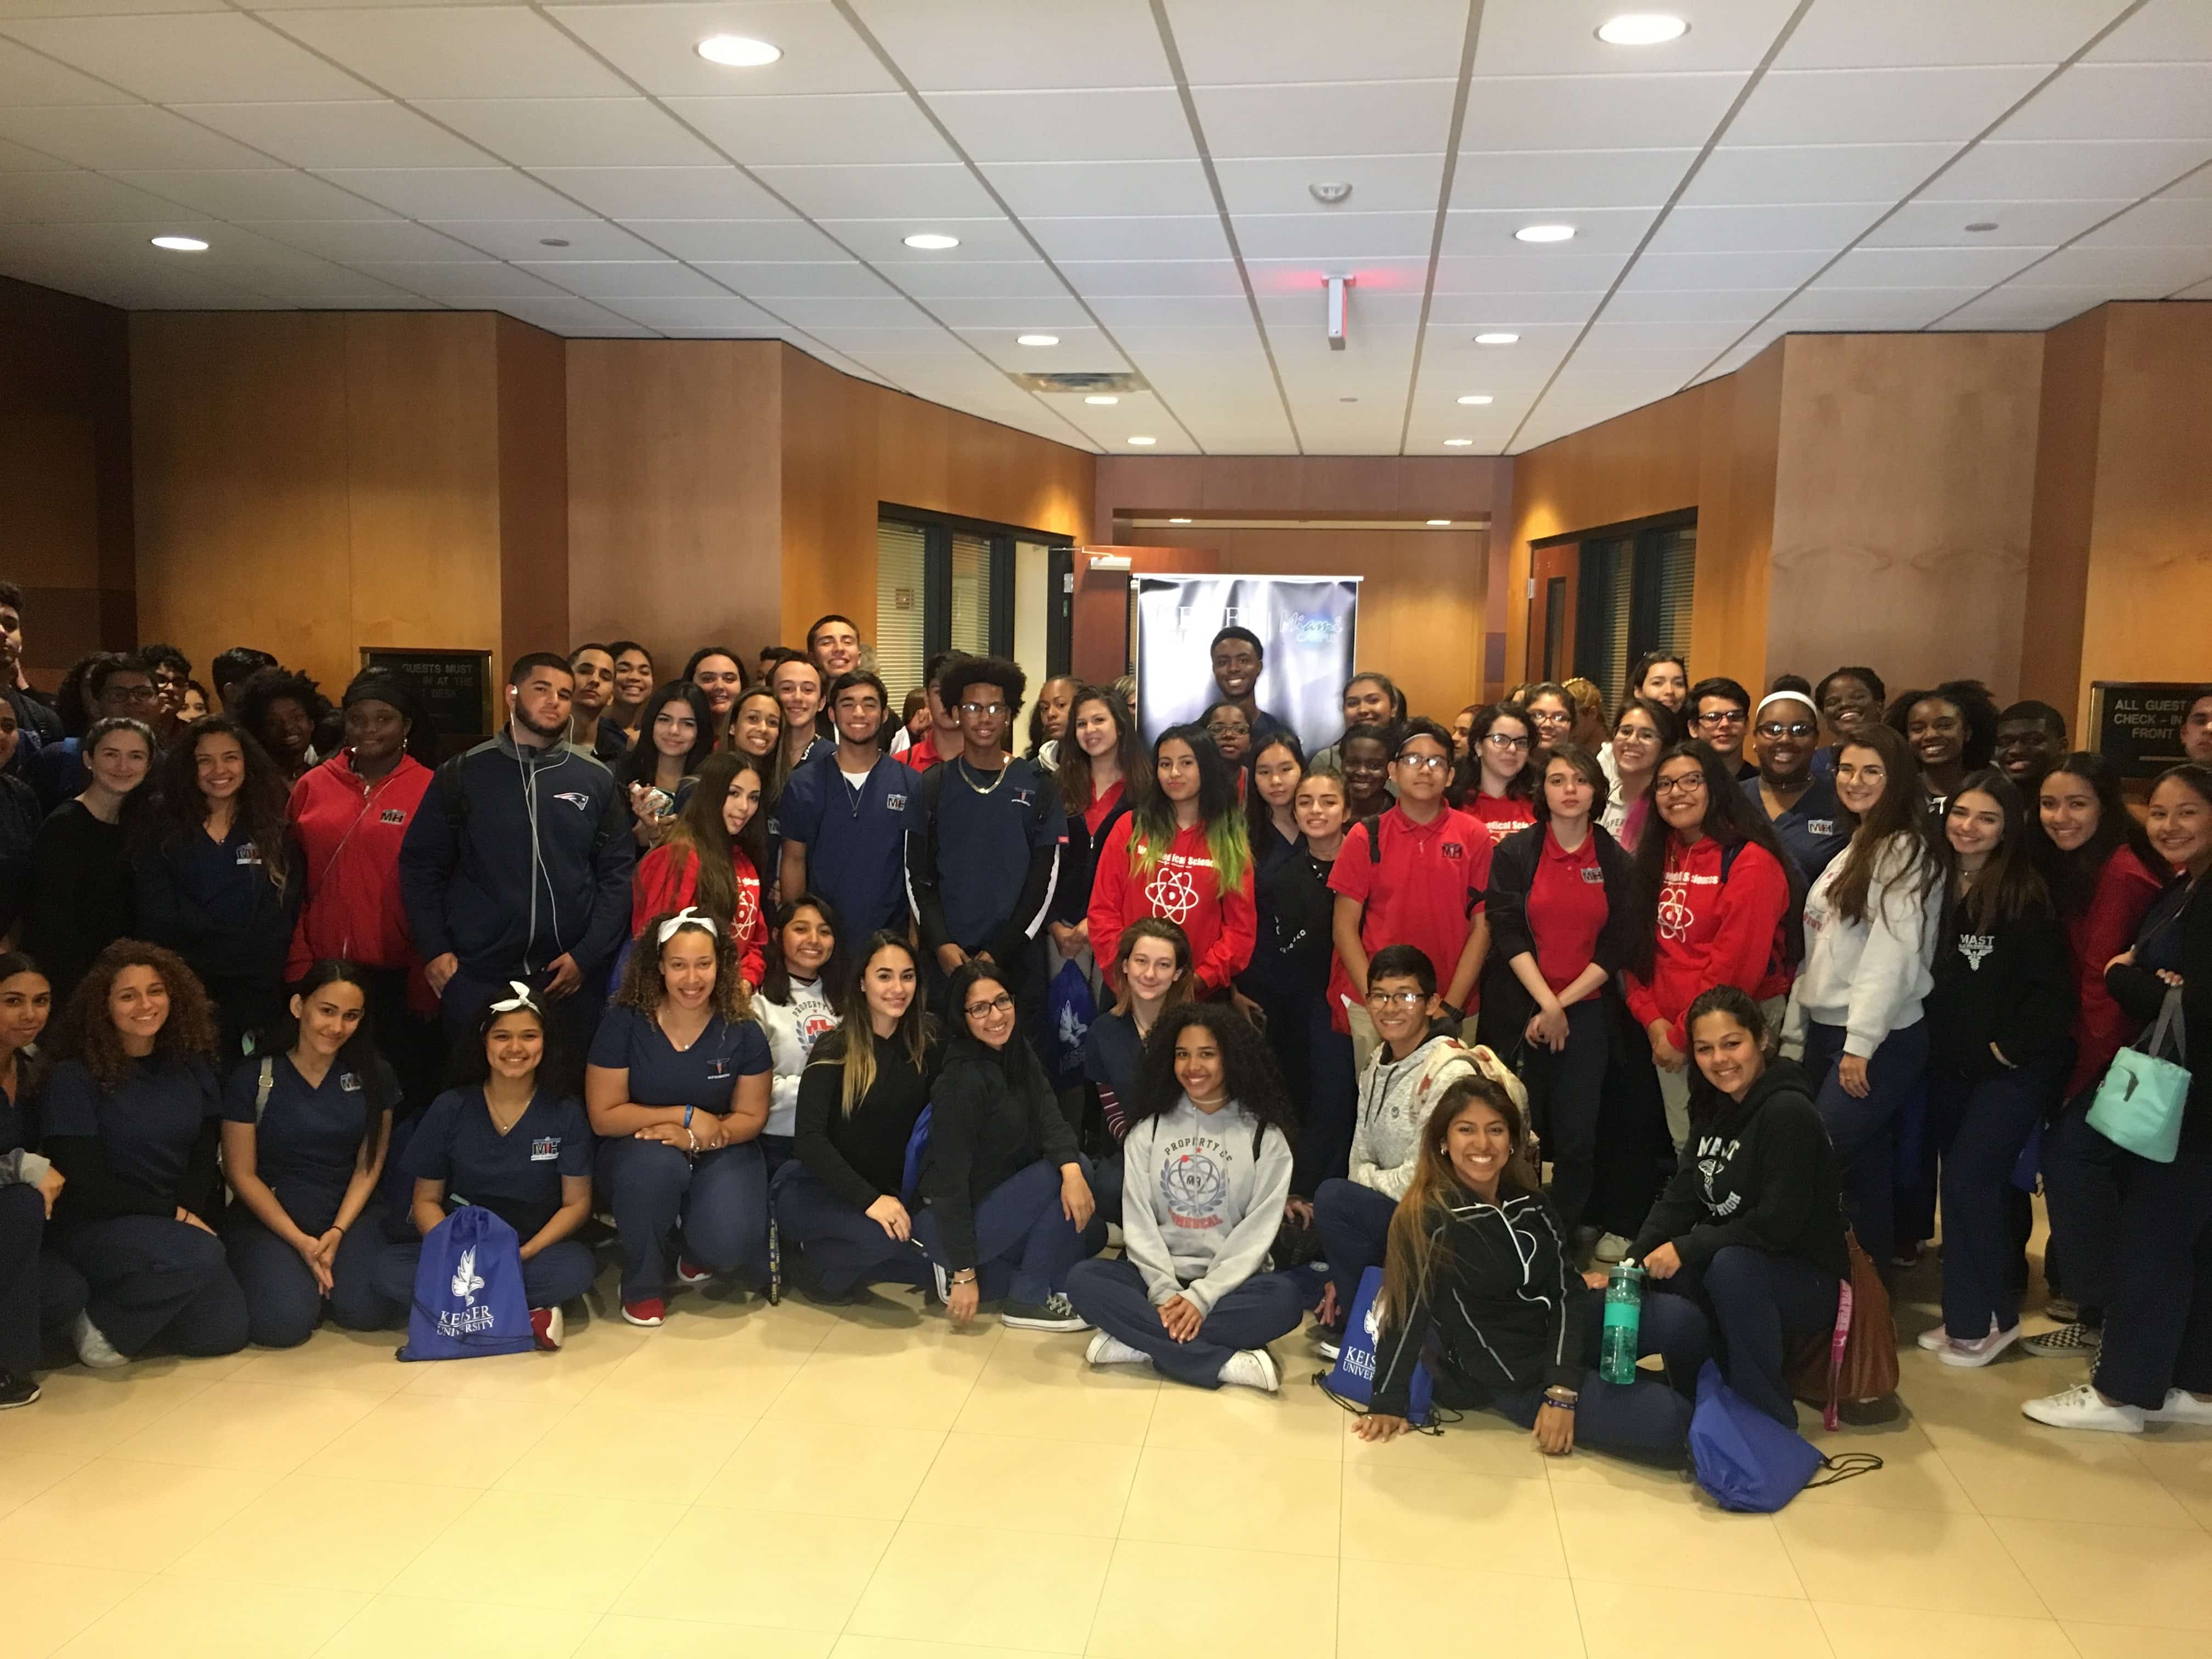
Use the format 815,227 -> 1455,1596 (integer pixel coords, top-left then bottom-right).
1068,1003 -> 1304,1391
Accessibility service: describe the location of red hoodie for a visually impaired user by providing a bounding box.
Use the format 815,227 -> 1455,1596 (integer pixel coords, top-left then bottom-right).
286,752 -> 434,998
1088,817 -> 1257,994
2064,845 -> 2167,1097
633,842 -> 768,987
1623,833 -> 1793,1051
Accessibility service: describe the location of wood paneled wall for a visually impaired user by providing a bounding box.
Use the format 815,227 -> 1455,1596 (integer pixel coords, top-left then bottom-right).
1,275 -> 136,677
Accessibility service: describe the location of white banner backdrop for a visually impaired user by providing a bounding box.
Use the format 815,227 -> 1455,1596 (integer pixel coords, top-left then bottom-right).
1135,574 -> 1361,756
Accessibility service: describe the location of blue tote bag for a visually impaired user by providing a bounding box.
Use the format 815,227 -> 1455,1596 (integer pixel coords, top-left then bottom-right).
1314,1266 -> 1436,1426
1690,1361 -> 1880,1511
1046,960 -> 1096,1090
397,1205 -> 536,1362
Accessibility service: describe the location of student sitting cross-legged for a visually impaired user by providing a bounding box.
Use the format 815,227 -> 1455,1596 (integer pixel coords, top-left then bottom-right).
1066,1002 -> 1308,1392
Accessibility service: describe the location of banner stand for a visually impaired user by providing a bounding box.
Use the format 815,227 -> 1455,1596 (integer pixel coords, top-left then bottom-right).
1135,574 -> 1362,757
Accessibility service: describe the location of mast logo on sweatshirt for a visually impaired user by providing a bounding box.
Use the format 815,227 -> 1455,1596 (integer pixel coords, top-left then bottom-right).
1957,934 -> 1995,970
555,792 -> 591,812
1159,1142 -> 1228,1228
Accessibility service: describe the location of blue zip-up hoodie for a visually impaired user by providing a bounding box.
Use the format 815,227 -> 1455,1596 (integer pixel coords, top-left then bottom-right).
398,732 -> 634,983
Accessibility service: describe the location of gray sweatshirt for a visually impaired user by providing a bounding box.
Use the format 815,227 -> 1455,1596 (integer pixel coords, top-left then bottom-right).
1121,1093 -> 1293,1313
0,1148 -> 50,1187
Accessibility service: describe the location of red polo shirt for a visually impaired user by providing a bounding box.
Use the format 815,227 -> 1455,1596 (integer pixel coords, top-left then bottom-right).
1328,803 -> 1491,1030
1468,791 -> 1537,847
1526,826 -> 1610,994
899,730 -> 948,772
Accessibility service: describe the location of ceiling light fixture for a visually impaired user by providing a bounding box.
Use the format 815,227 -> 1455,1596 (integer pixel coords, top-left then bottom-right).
1309,181 -> 1352,205
1457,394 -> 1493,405
1084,394 -> 1119,405
1596,14 -> 1689,46
902,232 -> 960,250
1474,331 -> 1519,345
150,235 -> 208,252
1169,517 -> 1192,524
539,237 -> 570,248
1515,223 -> 1576,243
1427,519 -> 1453,526
696,34 -> 781,66
1016,334 -> 1059,346
1965,221 -> 1999,233
1443,438 -> 1475,447
1128,435 -> 1158,446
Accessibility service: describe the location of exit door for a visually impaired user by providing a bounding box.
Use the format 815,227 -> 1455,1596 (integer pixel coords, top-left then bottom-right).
1525,541 -> 1578,685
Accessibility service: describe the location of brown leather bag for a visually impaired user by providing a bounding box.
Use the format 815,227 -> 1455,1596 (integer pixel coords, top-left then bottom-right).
1790,1231 -> 1898,1430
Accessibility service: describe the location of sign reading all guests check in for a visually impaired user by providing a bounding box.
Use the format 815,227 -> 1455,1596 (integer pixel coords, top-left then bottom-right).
2090,680 -> 2198,778
360,647 -> 494,746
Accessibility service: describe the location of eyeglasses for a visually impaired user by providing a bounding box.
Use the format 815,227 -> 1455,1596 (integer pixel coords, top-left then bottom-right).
1756,720 -> 1818,740
958,702 -> 1009,718
1482,732 -> 1531,751
963,993 -> 1015,1019
1694,709 -> 1746,729
1205,721 -> 1248,737
1396,753 -> 1449,772
1529,710 -> 1573,729
1365,988 -> 1428,1009
1652,774 -> 1708,797
110,684 -> 159,704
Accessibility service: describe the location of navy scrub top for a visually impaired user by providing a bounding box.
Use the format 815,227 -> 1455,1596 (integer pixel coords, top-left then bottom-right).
1741,772 -> 1851,885
588,1003 -> 770,1118
41,1054 -> 221,1201
777,749 -> 914,937
403,1086 -> 592,1240
222,1051 -> 395,1217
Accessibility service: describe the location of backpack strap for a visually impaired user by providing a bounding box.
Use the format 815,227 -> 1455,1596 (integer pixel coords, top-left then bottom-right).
252,1056 -> 275,1125
1363,814 -> 1384,865
436,752 -> 469,830
1719,837 -> 1744,884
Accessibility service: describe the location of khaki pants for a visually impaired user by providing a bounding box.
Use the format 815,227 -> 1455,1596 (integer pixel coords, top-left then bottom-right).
1347,1000 -> 1379,1077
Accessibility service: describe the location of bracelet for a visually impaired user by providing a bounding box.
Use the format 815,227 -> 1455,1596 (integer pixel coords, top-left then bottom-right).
685,1128 -> 698,1154
1543,1388 -> 1579,1412
330,1224 -> 346,1235
950,1269 -> 978,1286
684,1105 -> 694,1128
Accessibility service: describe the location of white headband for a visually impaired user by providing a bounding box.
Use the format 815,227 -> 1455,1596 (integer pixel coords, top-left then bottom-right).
657,905 -> 715,945
488,980 -> 537,1014
1755,690 -> 1818,719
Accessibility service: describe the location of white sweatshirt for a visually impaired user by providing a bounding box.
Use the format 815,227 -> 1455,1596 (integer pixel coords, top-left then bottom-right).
1348,1034 -> 1480,1199
1785,830 -> 1940,1059
1121,1094 -> 1293,1313
758,978 -> 839,1138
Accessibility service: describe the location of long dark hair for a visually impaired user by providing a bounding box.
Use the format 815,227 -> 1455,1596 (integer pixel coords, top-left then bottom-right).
55,939 -> 218,1091
1245,729 -> 1306,851
450,985 -> 580,1099
1826,724 -> 1940,926
1630,741 -> 1805,975
1127,1002 -> 1295,1140
810,930 -> 933,1117
1937,768 -> 2051,932
142,715 -> 291,891
1054,683 -> 1149,816
759,892 -> 850,1007
1887,680 -> 2000,774
1127,724 -> 1251,891
279,961 -> 391,1165
1381,1061 -> 1539,1322
2025,751 -> 2160,917
614,681 -> 716,790
0,950 -> 52,1098
1683,984 -> 1775,1125
654,751 -> 772,923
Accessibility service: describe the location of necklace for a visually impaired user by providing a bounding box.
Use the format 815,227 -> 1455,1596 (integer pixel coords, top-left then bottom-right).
956,757 -> 1009,796
486,1090 -> 531,1135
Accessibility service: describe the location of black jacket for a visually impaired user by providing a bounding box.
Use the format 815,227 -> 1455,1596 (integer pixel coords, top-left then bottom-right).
1052,785 -> 1132,927
2106,877 -> 2208,1151
1630,1058 -> 1849,1280
921,1030 -> 1080,1269
1926,895 -> 2074,1081
1477,820 -> 1641,1047
793,1029 -> 938,1211
1372,1183 -> 1585,1416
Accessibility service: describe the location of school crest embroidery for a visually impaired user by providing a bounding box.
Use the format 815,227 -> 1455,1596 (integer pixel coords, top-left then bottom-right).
1159,1149 -> 1228,1229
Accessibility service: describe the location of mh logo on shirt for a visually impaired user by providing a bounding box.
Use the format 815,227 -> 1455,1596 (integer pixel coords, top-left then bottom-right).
529,1136 -> 561,1161
379,808 -> 407,825
235,842 -> 263,866
886,793 -> 907,812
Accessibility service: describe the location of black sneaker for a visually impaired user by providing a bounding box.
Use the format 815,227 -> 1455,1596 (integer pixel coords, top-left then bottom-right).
1001,1294 -> 1089,1333
0,1369 -> 42,1409
2023,1322 -> 2102,1357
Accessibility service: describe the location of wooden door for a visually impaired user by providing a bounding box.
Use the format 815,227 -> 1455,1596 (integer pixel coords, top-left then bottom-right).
1525,541 -> 1579,687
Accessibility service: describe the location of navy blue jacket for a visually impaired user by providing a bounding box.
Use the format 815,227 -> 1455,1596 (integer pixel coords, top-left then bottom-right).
398,733 -> 634,982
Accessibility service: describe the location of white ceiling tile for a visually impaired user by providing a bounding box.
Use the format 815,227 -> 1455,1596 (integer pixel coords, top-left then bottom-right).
219,257 -> 414,301
1217,155 -> 1443,216
599,293 -> 780,331
1583,318 -> 1762,353
665,93 -> 952,166
0,136 -> 54,168
424,218 -> 658,261
354,260 -> 569,300
1453,147 -> 1694,209
320,166 -> 580,220
1475,0 -> 1801,75
749,160 -> 997,217
2,13 -> 371,101
928,87 -> 1194,162
241,217 -> 481,262
1057,258 -> 1246,296
1926,287 -> 2112,328
1595,286 -> 1799,323
1728,66 -> 2049,145
544,2 -> 899,98
0,103 -> 278,169
761,291 -> 939,327
1086,296 -> 1251,326
1431,250 -> 1628,291
2077,192 -> 2212,245
1427,288 -> 1609,324
1866,198 -> 2132,247
1103,324 -> 1263,352
269,8 -> 630,99
2085,0 -> 2212,62
695,259 -> 892,295
1233,209 -> 1434,260
0,34 -> 133,101
112,166 -> 396,219
1778,1 -> 2130,69
1164,0 -> 1470,84
517,257 -> 730,298
419,99 -> 724,169
1245,253 -> 1432,294
172,99 -> 490,169
532,165 -> 792,219
1686,143 -> 1956,204
872,257 -> 1068,297
1192,79 -> 1455,159
492,295 -> 653,335
922,293 -> 1090,328
958,324 -> 1126,370
808,330 -> 972,358
1026,215 -> 1229,262
814,216 -> 1031,261
1443,205 -> 1661,256
979,158 -> 1216,217
624,217 -> 844,260
1997,63 -> 2212,141
1818,244 -> 2051,287
1646,200 -> 1887,252
848,0 -> 1172,92
1618,247 -> 1835,289
2008,242 -> 2212,287
0,165 -> 201,220
1920,138 -> 2212,200
1773,285 -> 1989,326
1255,285 -> 1425,326
1459,73 -> 1748,150
2172,276 -> 2212,300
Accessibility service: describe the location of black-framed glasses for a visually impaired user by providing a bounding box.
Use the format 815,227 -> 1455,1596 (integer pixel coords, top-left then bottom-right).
1482,732 -> 1531,751
1694,709 -> 1746,728
1205,721 -> 1248,737
957,702 -> 1009,718
1652,774 -> 1708,797
1396,753 -> 1449,772
1365,988 -> 1427,1009
1756,721 -> 1818,740
1530,710 -> 1573,729
963,993 -> 1015,1019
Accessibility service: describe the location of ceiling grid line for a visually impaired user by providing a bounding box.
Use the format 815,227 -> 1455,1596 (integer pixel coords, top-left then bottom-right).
1392,1 -> 1487,457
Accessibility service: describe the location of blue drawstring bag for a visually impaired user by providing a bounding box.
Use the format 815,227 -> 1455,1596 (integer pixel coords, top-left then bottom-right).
900,1104 -> 934,1206
397,1205 -> 535,1361
1046,960 -> 1096,1089
1314,1266 -> 1435,1426
1690,1361 -> 1880,1510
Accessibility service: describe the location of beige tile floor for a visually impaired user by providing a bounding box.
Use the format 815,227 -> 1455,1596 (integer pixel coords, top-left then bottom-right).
5,1256 -> 2209,1659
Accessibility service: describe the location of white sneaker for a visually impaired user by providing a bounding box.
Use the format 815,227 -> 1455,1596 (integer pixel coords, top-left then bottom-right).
1939,1324 -> 2021,1368
2023,1383 -> 2145,1434
1086,1331 -> 1152,1368
1217,1348 -> 1279,1393
71,1311 -> 127,1370
1917,1324 -> 1957,1352
1595,1234 -> 1632,1265
2148,1389 -> 2212,1426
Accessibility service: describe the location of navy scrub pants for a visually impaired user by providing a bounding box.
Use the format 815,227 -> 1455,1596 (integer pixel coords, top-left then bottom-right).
770,1162 -> 930,1297
0,1183 -> 87,1374
371,1235 -> 597,1316
1932,1054 -> 2064,1339
2093,1139 -> 2212,1413
1437,1296 -> 1707,1457
1065,1254 -> 1306,1387
1647,1245 -> 1839,1429
1804,1018 -> 1929,1267
913,1158 -> 1094,1306
2042,1091 -> 2128,1319
599,1135 -> 770,1302
1525,999 -> 1612,1237
54,1215 -> 250,1359
1313,1177 -> 1397,1323
224,1200 -> 392,1347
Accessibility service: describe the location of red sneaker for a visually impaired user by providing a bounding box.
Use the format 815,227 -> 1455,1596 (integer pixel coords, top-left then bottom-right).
530,1306 -> 565,1351
675,1259 -> 713,1287
621,1298 -> 666,1328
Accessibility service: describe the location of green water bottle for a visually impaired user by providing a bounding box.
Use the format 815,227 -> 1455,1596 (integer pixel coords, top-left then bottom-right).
1599,1260 -> 1644,1385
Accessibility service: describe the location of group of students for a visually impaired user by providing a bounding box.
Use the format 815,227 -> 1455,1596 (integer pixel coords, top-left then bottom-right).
2,588 -> 2208,1459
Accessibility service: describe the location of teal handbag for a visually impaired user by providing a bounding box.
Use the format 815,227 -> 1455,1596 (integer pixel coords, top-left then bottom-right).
2086,990 -> 2190,1164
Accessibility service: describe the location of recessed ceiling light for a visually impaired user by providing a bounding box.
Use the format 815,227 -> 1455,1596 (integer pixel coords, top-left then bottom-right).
150,235 -> 208,252
902,233 -> 960,251
1427,519 -> 1453,527
1457,393 -> 1493,405
1169,517 -> 1192,524
1015,333 -> 1058,346
1128,435 -> 1158,446
1515,223 -> 1576,244
1443,438 -> 1475,447
1965,221 -> 1999,233
1084,394 -> 1119,405
539,237 -> 570,248
1475,331 -> 1519,345
1596,14 -> 1689,46
696,34 -> 781,66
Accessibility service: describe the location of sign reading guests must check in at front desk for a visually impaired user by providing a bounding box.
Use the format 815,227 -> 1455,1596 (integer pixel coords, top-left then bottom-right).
2090,681 -> 2199,779
360,647 -> 493,751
